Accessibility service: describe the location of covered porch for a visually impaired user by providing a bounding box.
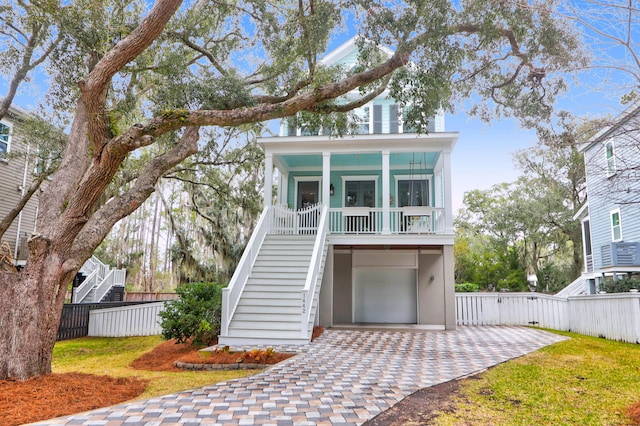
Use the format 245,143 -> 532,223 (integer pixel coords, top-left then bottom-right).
260,132 -> 459,238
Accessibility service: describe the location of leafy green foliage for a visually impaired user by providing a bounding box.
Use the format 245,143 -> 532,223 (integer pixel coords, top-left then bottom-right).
455,126 -> 587,293
600,276 -> 640,293
158,282 -> 223,346
455,282 -> 479,292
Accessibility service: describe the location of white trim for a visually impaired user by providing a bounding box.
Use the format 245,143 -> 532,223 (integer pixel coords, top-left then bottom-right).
580,216 -> 592,273
610,208 -> 622,242
341,175 -> 378,207
280,163 -> 437,173
572,202 -> 589,221
260,132 -> 459,154
293,176 -> 322,209
394,174 -> 434,207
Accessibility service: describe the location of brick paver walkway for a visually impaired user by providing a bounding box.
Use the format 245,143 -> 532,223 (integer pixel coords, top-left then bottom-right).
36,326 -> 566,425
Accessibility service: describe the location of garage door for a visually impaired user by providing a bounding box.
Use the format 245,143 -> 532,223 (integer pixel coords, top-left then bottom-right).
353,268 -> 417,323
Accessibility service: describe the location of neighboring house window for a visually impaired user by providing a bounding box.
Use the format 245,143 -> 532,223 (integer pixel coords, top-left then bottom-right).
611,209 -> 622,241
0,122 -> 10,157
398,179 -> 429,207
344,179 -> 375,207
605,140 -> 616,176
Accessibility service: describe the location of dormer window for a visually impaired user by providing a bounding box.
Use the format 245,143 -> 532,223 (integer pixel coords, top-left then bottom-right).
355,107 -> 370,135
0,122 -> 10,157
605,139 -> 616,176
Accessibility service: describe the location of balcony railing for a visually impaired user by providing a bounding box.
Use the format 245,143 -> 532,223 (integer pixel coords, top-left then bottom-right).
328,206 -> 445,235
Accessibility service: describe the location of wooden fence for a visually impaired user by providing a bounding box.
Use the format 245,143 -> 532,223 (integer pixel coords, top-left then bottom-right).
456,292 -> 640,344
125,291 -> 178,302
88,302 -> 165,337
57,302 -> 148,341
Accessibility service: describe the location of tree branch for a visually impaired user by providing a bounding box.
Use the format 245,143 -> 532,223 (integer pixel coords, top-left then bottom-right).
70,126 -> 200,261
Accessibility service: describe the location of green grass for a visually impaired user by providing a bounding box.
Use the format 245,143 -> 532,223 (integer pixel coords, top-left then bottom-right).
52,336 -> 253,399
434,331 -> 640,425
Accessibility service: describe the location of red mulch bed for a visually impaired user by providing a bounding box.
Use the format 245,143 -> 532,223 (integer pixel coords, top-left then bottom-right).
130,338 -> 201,372
0,373 -> 146,426
177,348 -> 293,365
627,401 -> 640,425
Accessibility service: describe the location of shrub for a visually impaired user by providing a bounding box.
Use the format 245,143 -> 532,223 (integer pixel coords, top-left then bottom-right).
158,282 -> 223,346
455,282 -> 479,292
600,277 -> 640,293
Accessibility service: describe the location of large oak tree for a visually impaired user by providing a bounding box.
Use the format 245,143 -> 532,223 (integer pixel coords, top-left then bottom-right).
0,0 -> 584,380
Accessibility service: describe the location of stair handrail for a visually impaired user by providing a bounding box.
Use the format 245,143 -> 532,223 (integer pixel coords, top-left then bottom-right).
93,269 -> 116,303
73,268 -> 99,303
221,206 -> 272,336
300,204 -> 329,337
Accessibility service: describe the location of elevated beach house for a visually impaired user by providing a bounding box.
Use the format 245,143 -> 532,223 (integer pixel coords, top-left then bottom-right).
219,38 -> 458,345
573,101 -> 640,294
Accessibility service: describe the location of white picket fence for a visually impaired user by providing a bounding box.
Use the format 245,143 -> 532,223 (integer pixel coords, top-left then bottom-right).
88,302 -> 165,337
84,292 -> 640,344
456,292 -> 640,344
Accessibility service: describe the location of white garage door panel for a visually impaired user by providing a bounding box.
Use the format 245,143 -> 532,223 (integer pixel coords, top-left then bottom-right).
354,268 -> 417,323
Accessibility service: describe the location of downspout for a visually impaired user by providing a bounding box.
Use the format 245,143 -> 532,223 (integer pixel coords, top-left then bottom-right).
13,144 -> 30,260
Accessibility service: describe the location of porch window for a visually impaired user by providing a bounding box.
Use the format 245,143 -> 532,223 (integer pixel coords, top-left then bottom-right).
0,122 -> 10,157
344,180 -> 375,207
611,209 -> 622,241
605,140 -> 616,176
398,179 -> 429,207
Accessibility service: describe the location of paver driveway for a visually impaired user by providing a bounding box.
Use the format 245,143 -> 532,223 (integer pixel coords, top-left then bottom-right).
36,326 -> 566,425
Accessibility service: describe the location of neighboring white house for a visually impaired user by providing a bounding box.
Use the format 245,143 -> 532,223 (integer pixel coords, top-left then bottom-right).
574,101 -> 640,294
219,38 -> 458,345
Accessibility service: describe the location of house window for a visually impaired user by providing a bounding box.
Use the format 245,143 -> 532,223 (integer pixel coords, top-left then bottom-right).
398,179 -> 429,207
611,209 -> 622,241
605,140 -> 616,176
344,179 -> 375,207
402,108 -> 417,134
355,107 -> 370,135
0,122 -> 10,157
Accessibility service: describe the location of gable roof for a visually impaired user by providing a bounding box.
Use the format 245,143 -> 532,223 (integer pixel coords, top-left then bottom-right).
580,99 -> 640,152
320,36 -> 394,67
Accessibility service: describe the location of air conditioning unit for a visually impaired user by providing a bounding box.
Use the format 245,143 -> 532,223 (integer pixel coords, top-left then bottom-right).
603,242 -> 640,267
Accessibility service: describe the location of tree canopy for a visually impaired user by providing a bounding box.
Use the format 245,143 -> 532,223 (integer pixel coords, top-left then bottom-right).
0,0 -> 586,380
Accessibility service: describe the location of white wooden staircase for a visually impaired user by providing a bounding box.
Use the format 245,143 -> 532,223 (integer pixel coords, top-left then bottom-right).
220,204 -> 329,345
73,256 -> 127,303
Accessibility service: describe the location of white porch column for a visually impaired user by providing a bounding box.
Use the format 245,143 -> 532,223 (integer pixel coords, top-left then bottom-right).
281,172 -> 289,207
443,151 -> 453,233
382,150 -> 390,234
322,152 -> 331,206
264,153 -> 273,208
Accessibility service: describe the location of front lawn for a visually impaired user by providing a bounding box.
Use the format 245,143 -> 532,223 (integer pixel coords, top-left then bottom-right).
52,335 -> 252,398
434,331 -> 640,425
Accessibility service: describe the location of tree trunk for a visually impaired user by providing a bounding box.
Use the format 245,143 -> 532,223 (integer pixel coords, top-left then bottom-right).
0,242 -> 74,380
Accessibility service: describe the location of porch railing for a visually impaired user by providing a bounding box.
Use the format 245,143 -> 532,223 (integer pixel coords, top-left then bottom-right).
300,205 -> 329,337
269,203 -> 321,235
328,206 -> 446,234
73,256 -> 126,303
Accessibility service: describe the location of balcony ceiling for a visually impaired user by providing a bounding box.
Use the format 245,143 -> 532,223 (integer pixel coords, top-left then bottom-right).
276,152 -> 439,171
